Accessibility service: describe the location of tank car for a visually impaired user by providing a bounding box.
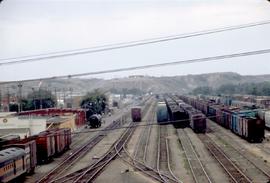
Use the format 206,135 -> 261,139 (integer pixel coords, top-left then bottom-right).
156,102 -> 168,123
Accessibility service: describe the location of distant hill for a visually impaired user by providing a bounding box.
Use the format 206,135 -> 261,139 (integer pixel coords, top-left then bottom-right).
3,72 -> 270,96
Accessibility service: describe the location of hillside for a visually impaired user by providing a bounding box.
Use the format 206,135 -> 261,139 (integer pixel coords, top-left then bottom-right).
3,72 -> 270,95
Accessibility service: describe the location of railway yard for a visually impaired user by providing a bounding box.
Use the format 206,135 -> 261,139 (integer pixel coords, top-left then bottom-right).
1,0 -> 270,182
6,96 -> 266,183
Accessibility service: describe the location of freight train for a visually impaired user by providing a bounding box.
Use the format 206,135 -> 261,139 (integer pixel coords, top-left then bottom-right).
179,95 -> 265,142
0,128 -> 71,182
165,98 -> 188,127
131,107 -> 142,122
160,96 -> 206,133
178,102 -> 206,133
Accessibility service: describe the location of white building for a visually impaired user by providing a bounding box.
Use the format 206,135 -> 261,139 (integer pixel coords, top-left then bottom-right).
0,113 -> 47,138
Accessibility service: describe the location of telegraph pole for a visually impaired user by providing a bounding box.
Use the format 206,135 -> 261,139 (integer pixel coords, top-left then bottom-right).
0,88 -> 2,112
32,88 -> 36,110
62,88 -> 66,108
54,88 -> 57,108
18,83 -> 22,112
7,88 -> 10,112
39,88 -> 42,109
69,87 -> 73,108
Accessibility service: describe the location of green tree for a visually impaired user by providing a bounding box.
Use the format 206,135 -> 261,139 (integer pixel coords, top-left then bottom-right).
25,89 -> 56,110
80,89 -> 107,116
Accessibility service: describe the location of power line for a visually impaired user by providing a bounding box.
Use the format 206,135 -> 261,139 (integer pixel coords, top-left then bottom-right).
1,19 -> 270,66
1,48 -> 270,85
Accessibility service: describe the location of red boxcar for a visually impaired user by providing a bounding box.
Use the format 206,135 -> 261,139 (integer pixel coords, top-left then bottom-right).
64,128 -> 72,149
48,129 -> 66,155
131,107 -> 142,122
32,132 -> 55,164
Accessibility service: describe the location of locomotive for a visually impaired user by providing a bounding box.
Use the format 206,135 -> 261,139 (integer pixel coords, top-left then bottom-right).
86,114 -> 102,128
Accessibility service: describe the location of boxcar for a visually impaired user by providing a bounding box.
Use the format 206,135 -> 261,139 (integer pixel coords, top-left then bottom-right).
0,148 -> 27,183
131,107 -> 142,122
242,117 -> 264,142
189,111 -> 206,133
64,128 -> 72,150
259,110 -> 270,129
49,129 -> 66,155
156,102 -> 168,123
33,132 -> 55,164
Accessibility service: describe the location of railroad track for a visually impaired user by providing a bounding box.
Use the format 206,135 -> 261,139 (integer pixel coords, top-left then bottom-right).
133,102 -> 155,164
198,134 -> 252,183
177,129 -> 212,183
50,122 -> 137,183
71,122 -> 137,183
207,122 -> 270,182
37,117 -> 126,183
117,102 -> 180,183
157,125 -> 181,183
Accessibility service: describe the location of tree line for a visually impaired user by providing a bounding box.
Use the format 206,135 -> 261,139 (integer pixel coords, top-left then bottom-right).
9,89 -> 108,116
192,82 -> 270,96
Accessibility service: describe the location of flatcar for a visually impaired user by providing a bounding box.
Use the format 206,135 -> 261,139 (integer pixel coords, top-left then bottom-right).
87,114 -> 102,128
131,107 -> 142,122
156,102 -> 168,124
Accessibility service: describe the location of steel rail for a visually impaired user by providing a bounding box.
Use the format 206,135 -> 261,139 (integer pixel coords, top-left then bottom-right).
177,129 -> 212,183
121,134 -> 180,182
165,138 -> 183,183
208,124 -> 270,181
73,122 -> 137,182
157,125 -> 170,183
37,119 -> 122,183
198,134 -> 252,183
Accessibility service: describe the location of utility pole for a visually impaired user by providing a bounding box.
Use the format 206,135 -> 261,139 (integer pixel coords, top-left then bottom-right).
54,88 -> 57,108
0,88 -> 2,112
32,88 -> 36,110
39,88 -> 42,109
63,88 -> 66,108
7,88 -> 10,112
18,83 -> 23,112
69,87 -> 73,108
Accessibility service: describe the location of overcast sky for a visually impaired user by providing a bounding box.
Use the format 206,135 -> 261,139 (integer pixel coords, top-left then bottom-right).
0,0 -> 270,81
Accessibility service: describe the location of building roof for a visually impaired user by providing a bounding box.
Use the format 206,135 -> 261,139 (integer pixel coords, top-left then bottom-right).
0,128 -> 30,137
0,112 -> 16,118
0,148 -> 25,164
46,117 -> 69,124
